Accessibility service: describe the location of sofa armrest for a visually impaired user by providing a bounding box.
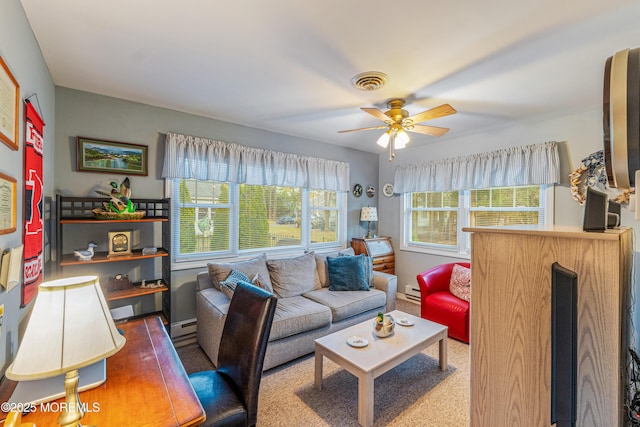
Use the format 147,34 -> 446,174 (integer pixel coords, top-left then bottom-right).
372,271 -> 397,312
196,271 -> 214,291
196,286 -> 230,367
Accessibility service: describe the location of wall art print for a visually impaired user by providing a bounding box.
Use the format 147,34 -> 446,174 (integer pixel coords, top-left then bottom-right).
22,100 -> 44,306
76,136 -> 148,176
0,172 -> 17,235
0,55 -> 19,151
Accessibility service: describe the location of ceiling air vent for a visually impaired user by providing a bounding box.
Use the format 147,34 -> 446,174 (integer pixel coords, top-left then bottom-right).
350,71 -> 389,91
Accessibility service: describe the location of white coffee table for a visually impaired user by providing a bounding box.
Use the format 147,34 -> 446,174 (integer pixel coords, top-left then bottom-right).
314,309 -> 448,427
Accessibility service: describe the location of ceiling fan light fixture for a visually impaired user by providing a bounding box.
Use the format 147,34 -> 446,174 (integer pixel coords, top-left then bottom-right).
337,98 -> 456,162
376,131 -> 390,148
394,128 -> 410,149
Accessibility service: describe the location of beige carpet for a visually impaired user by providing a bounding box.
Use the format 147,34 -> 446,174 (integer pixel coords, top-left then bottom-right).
178,299 -> 470,426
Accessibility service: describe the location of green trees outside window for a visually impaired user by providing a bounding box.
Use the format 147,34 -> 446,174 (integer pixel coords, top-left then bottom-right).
173,179 -> 341,259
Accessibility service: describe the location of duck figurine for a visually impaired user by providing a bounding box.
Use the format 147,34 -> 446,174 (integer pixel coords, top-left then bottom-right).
95,177 -> 136,213
74,243 -> 97,261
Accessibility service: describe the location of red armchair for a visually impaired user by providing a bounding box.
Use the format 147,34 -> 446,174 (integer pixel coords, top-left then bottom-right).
416,262 -> 470,343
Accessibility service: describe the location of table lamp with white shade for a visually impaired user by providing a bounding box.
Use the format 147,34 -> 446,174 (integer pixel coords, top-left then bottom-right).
4,276 -> 126,427
360,207 -> 378,239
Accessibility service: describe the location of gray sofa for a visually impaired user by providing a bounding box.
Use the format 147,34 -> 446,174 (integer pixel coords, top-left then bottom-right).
196,250 -> 397,370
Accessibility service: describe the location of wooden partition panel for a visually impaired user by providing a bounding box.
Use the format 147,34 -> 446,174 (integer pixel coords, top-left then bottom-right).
464,226 -> 632,427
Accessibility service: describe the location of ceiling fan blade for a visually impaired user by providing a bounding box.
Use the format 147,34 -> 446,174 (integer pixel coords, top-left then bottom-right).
409,124 -> 450,137
338,125 -> 388,133
406,104 -> 457,124
361,107 -> 392,123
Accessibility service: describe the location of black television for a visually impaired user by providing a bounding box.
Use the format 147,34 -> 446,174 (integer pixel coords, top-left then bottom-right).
582,186 -> 608,232
551,262 -> 577,427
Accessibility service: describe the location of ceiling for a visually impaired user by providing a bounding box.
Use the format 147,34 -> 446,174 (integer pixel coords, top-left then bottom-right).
19,0 -> 640,154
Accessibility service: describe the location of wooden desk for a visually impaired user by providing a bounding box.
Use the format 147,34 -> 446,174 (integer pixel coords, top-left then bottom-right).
351,237 -> 395,275
0,317 -> 205,426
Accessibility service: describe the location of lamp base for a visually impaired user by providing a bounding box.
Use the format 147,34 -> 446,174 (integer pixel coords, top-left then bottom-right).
58,369 -> 84,427
365,221 -> 372,239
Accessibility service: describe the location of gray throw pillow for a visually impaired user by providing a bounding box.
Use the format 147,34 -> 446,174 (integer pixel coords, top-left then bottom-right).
219,269 -> 250,299
221,279 -> 253,300
207,253 -> 273,292
267,252 -> 318,298
251,272 -> 274,294
327,254 -> 370,291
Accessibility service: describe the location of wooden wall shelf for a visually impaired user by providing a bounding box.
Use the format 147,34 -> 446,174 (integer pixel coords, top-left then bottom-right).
56,195 -> 172,327
106,284 -> 168,301
60,217 -> 168,224
59,248 -> 168,266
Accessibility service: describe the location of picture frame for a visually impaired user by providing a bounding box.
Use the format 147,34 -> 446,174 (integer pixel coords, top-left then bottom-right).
0,56 -> 20,151
366,185 -> 376,198
77,136 -> 148,176
0,172 -> 17,235
107,230 -> 132,258
352,183 -> 363,197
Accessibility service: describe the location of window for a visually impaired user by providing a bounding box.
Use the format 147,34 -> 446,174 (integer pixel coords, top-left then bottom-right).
409,191 -> 459,248
170,178 -> 344,264
469,186 -> 542,227
403,185 -> 551,257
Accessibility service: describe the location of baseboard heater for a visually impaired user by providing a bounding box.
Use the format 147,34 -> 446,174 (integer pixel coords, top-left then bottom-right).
171,318 -> 197,339
404,284 -> 421,301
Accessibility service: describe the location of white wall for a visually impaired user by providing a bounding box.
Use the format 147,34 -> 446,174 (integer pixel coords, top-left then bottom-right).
0,0 -> 56,375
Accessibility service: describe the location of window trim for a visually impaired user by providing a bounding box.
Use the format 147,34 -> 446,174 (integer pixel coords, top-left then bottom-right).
165,179 -> 347,270
400,185 -> 554,259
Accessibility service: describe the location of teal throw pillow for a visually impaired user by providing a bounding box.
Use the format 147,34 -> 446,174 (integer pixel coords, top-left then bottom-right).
340,252 -> 374,287
327,254 -> 370,291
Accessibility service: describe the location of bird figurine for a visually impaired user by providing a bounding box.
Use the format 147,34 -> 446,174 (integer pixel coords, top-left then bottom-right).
74,242 -> 97,261
95,177 -> 136,213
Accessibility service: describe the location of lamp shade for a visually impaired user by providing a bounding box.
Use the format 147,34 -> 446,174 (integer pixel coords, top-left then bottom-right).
5,276 -> 126,381
376,131 -> 390,148
394,128 -> 410,149
360,207 -> 378,222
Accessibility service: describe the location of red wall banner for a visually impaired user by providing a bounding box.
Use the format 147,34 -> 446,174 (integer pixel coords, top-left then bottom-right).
22,100 -> 44,306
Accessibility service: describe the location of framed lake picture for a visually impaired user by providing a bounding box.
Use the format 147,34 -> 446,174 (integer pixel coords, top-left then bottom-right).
76,136 -> 148,176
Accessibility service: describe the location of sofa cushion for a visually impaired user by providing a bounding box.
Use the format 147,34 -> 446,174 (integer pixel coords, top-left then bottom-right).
327,254 -> 369,291
449,264 -> 471,302
314,248 -> 355,288
303,288 -> 386,322
269,296 -> 332,341
207,253 -> 273,292
267,252 -> 319,298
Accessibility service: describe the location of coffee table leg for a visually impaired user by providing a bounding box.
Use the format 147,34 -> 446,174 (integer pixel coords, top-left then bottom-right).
439,332 -> 448,371
315,348 -> 323,390
358,372 -> 374,427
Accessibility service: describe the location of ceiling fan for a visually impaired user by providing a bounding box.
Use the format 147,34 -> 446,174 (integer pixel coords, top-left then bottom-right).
339,99 -> 457,161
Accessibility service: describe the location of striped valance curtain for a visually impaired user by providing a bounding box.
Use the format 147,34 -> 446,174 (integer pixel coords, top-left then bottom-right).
393,141 -> 560,193
161,132 -> 350,191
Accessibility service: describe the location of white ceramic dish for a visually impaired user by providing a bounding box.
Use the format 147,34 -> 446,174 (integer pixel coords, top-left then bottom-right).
347,336 -> 369,348
396,318 -> 415,326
